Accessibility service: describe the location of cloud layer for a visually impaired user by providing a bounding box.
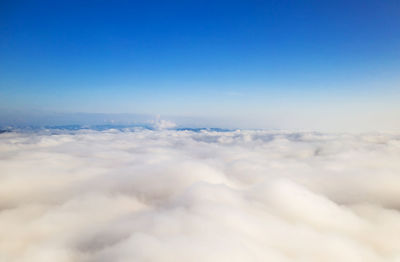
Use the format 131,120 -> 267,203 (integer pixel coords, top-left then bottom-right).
1,129 -> 400,261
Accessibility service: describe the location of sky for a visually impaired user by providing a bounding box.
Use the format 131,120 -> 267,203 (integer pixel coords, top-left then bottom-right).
1,0 -> 399,131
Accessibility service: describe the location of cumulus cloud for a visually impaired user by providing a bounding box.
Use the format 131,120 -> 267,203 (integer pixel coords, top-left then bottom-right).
149,116 -> 177,130
0,129 -> 400,261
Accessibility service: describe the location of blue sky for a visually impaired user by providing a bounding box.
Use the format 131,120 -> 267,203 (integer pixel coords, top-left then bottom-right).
1,0 -> 399,130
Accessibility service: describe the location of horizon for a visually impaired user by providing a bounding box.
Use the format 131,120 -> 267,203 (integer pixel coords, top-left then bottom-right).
1,0 -> 400,131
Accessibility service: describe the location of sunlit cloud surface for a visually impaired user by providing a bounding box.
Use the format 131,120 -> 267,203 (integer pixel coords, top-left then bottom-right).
1,129 -> 400,261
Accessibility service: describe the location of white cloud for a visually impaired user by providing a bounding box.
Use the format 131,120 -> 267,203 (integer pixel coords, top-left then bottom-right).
0,129 -> 400,261
150,116 -> 177,130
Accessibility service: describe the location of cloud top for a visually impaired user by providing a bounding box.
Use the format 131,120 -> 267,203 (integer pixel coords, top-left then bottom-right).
0,129 -> 400,261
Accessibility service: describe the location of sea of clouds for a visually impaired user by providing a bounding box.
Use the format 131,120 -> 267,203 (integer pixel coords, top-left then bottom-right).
1,129 -> 400,262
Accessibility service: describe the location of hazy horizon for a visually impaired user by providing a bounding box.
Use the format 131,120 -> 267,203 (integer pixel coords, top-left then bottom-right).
1,1 -> 400,132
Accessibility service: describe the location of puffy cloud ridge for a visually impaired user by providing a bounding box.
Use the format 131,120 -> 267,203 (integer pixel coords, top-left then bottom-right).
1,129 -> 400,261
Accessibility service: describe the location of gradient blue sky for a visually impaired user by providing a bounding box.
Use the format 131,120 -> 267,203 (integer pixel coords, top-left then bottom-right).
1,0 -> 399,130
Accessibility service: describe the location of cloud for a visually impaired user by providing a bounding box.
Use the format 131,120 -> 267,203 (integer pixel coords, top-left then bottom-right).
0,129 -> 400,261
150,117 -> 177,130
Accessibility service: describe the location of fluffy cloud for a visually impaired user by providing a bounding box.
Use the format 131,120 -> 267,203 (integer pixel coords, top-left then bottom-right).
0,129 -> 400,262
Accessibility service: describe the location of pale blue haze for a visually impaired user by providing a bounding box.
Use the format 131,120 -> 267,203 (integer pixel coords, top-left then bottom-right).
1,0 -> 399,130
